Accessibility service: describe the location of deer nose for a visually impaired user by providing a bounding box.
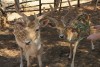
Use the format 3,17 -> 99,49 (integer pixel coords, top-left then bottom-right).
59,34 -> 65,39
25,39 -> 32,45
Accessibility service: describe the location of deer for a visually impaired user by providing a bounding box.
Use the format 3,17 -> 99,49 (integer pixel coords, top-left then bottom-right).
47,6 -> 83,58
87,25 -> 100,51
54,0 -> 72,11
46,13 -> 81,67
12,0 -> 52,67
45,6 -> 86,67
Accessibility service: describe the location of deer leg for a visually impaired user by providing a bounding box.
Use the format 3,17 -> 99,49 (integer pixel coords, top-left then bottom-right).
59,0 -> 62,11
26,54 -> 30,67
91,40 -> 95,50
54,0 -> 60,11
71,38 -> 82,67
37,54 -> 42,67
68,43 -> 73,58
19,47 -> 23,67
67,0 -> 72,8
94,0 -> 99,10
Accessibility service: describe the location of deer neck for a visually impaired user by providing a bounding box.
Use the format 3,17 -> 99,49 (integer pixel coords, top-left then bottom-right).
34,31 -> 41,50
34,30 -> 41,43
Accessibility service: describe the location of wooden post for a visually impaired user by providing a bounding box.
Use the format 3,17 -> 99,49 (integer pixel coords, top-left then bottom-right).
39,0 -> 41,15
59,0 -> 62,11
77,0 -> 80,7
54,0 -> 55,7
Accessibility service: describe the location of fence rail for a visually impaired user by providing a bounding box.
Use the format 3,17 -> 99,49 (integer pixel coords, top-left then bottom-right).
2,0 -> 91,15
5,0 -> 71,14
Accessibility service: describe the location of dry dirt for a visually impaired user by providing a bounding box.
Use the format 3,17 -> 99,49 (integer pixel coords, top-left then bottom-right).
0,2 -> 100,67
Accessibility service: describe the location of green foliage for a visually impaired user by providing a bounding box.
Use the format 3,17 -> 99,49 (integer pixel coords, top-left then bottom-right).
71,13 -> 91,38
74,21 -> 89,33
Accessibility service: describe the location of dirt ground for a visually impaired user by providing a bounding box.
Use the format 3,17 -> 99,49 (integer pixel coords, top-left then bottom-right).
0,2 -> 100,67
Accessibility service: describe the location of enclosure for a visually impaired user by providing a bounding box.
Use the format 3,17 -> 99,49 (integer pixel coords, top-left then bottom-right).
0,0 -> 100,67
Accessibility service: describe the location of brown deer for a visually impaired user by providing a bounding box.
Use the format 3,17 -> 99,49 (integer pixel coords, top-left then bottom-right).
45,8 -> 84,67
12,0 -> 51,67
46,7 -> 83,58
54,0 -> 72,11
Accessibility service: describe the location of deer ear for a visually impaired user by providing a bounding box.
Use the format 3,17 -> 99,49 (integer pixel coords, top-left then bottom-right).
94,25 -> 100,30
40,19 -> 56,28
40,19 -> 50,27
87,33 -> 100,40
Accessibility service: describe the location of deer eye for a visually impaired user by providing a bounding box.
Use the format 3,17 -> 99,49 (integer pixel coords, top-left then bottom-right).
36,28 -> 39,31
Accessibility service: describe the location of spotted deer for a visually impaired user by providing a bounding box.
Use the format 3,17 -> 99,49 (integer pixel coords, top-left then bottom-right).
46,7 -> 83,58
54,0 -> 72,11
45,7 -> 84,67
13,0 -> 50,67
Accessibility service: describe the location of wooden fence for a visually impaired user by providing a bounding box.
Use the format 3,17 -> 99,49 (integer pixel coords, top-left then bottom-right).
5,0 -> 80,15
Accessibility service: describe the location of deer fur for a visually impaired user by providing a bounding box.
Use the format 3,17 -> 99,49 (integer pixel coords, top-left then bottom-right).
13,19 -> 43,67
13,0 -> 50,67
45,8 -> 84,67
87,25 -> 100,40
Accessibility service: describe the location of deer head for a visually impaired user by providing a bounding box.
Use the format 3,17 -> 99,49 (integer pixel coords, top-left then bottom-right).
13,0 -> 49,45
46,14 -> 78,41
